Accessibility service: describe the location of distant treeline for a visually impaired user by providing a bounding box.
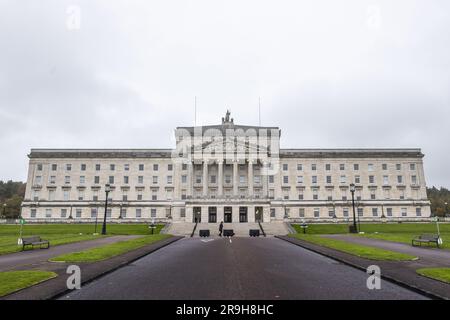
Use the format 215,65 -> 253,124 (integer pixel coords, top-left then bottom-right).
0,180 -> 26,218
0,180 -> 449,219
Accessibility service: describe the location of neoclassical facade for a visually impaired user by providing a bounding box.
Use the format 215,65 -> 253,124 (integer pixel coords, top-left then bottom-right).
21,113 -> 431,223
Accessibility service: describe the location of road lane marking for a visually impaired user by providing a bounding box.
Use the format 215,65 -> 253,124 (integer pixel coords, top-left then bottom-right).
201,239 -> 214,243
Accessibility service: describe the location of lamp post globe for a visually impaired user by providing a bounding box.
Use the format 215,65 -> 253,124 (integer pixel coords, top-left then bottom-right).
102,184 -> 111,235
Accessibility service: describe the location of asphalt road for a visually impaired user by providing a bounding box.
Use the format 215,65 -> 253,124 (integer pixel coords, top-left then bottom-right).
60,237 -> 427,300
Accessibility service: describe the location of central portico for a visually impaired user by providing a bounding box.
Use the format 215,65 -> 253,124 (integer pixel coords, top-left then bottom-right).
174,111 -> 281,225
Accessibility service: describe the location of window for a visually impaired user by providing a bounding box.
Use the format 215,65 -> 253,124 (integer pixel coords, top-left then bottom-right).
340,175 -> 346,184
46,209 -> 52,218
81,164 -> 86,171
168,164 -> 173,171
78,190 -> 84,200
153,176 -> 158,184
110,164 -> 115,171
312,189 -> 318,200
138,176 -> 144,184
340,164 -> 345,171
368,164 -> 374,171
312,176 -> 317,184
136,208 -> 142,218
92,191 -> 98,201
120,208 -> 126,218
401,208 -> 407,217
410,163 -> 416,171
31,209 -> 37,218
51,164 -> 57,171
48,190 -> 55,201
383,175 -> 389,185
94,176 -> 100,184
181,175 -> 187,183
76,209 -> 82,218
124,176 -> 129,184
372,208 -> 378,217
62,190 -> 69,201
386,208 -> 393,217
326,176 -> 332,184
35,176 -> 42,184
311,164 -> 317,171
124,164 -> 129,171
397,175 -> 403,184
343,208 -> 349,217
254,175 -> 261,184
152,192 -> 157,200
49,176 -> 56,184
283,164 -> 288,171
66,164 -> 72,171
33,191 -> 39,201
240,175 -> 245,183
370,190 -> 376,200
79,176 -> 85,184
269,175 -> 274,183
298,192 -> 304,200
313,208 -> 320,218
325,164 -> 331,171
167,176 -> 173,184
139,164 -> 144,171
106,208 -> 112,218
355,175 -> 360,184
297,176 -> 304,184
357,208 -> 363,217
382,163 -> 388,170
328,209 -> 334,218
396,164 -> 401,170
299,208 -> 305,217
109,176 -> 114,184
353,164 -> 359,171
283,176 -> 289,184
270,208 -> 276,218
416,207 -> 422,217
210,175 -> 216,183
411,175 -> 417,185
137,192 -> 143,200
61,209 -> 67,218
96,164 -> 101,171
182,163 -> 187,170
64,176 -> 70,184
369,175 -> 375,184
297,164 -> 302,171
151,208 -> 157,217
122,194 -> 128,201
225,175 -> 231,183
180,208 -> 186,217
153,164 -> 158,171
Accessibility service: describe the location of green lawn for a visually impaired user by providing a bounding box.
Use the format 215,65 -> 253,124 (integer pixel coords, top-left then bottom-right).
288,234 -> 417,261
291,222 -> 450,250
0,270 -> 57,297
50,234 -> 172,263
416,268 -> 450,284
0,224 -> 165,255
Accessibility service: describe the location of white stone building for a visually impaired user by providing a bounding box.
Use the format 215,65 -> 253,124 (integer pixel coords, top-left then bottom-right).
21,112 -> 431,226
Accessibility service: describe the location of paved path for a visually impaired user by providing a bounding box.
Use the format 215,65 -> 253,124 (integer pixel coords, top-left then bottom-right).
0,235 -> 141,272
322,235 -> 450,267
61,237 -> 427,300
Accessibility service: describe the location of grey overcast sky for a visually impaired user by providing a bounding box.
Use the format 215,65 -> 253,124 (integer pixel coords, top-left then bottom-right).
0,0 -> 449,187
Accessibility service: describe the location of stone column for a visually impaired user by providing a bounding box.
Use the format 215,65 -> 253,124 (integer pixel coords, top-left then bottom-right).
262,161 -> 268,198
218,160 -> 223,197
188,162 -> 194,198
202,161 -> 208,197
233,161 -> 239,197
248,160 -> 253,197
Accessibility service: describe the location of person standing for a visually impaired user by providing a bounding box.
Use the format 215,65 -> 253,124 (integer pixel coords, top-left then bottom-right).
219,221 -> 224,237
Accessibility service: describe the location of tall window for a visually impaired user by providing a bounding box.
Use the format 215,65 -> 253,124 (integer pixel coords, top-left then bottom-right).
139,164 -> 144,171
283,164 -> 288,171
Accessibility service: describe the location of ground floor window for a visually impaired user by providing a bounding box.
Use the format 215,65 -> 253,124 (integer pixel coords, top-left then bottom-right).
208,207 -> 217,223
239,207 -> 248,223
416,207 -> 422,217
224,207 -> 232,223
151,208 -> 157,218
386,208 -> 393,216
270,208 -> 275,218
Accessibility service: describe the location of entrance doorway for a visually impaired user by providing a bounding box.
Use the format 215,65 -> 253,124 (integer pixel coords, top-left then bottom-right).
255,207 -> 263,222
239,207 -> 248,223
208,207 -> 217,223
224,207 -> 232,223
193,207 -> 201,223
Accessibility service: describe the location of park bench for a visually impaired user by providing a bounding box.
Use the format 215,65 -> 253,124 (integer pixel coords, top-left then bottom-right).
22,236 -> 50,251
411,234 -> 441,248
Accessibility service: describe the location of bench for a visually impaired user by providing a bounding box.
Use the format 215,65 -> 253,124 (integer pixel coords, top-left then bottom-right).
412,234 -> 441,248
22,236 -> 50,251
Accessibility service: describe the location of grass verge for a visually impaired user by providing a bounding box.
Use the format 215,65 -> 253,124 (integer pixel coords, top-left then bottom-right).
0,270 -> 57,297
416,268 -> 450,284
49,234 -> 172,263
288,234 -> 417,261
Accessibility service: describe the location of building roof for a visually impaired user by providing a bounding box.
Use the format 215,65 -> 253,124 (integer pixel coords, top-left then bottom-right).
28,148 -> 424,159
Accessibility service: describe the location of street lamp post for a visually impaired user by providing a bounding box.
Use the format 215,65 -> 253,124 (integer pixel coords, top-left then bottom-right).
101,184 -> 111,235
2,203 -> 6,219
350,183 -> 358,233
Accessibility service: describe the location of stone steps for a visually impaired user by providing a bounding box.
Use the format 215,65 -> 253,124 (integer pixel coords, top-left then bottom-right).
165,221 -> 290,237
